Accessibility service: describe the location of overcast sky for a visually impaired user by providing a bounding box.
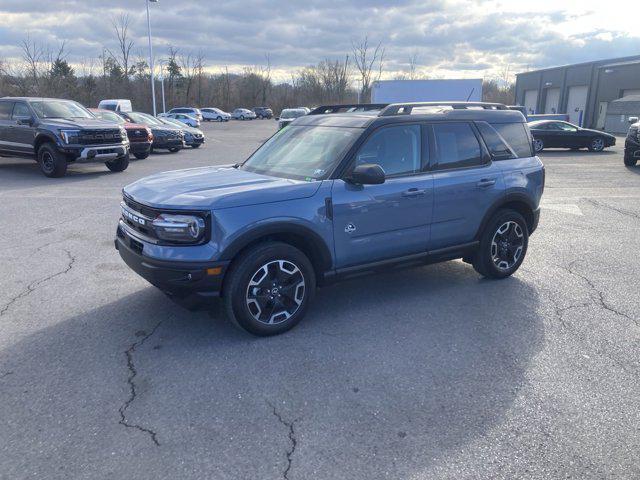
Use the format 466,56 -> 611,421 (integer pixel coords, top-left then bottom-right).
0,0 -> 638,82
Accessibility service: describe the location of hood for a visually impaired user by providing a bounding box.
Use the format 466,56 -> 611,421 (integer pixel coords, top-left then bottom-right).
581,128 -> 616,138
181,126 -> 203,135
123,165 -> 322,210
150,125 -> 182,134
43,117 -> 123,129
123,122 -> 148,131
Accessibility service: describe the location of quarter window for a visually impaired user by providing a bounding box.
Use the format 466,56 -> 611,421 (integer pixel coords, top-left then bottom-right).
355,124 -> 422,177
432,123 -> 483,170
491,123 -> 534,157
0,101 -> 13,120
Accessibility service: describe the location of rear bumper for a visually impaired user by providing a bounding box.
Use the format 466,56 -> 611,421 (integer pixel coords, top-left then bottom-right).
531,207 -> 541,234
115,225 -> 228,298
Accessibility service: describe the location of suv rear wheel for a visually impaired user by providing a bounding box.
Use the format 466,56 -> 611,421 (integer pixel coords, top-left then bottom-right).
105,153 -> 129,172
224,242 -> 316,336
473,209 -> 529,279
37,143 -> 67,178
624,153 -> 638,166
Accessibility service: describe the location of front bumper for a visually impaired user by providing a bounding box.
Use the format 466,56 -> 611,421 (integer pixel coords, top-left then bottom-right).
129,141 -> 152,154
153,137 -> 185,149
185,136 -> 205,147
61,143 -> 129,162
115,223 -> 228,299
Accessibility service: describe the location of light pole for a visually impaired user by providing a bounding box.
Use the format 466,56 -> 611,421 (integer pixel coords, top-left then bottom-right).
158,60 -> 166,114
145,0 -> 159,116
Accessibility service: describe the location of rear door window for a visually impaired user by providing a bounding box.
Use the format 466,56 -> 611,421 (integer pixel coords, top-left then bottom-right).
12,102 -> 31,119
490,123 -> 534,157
431,122 -> 484,170
0,101 -> 14,120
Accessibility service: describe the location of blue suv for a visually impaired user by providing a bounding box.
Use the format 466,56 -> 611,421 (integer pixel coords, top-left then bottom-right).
116,102 -> 544,336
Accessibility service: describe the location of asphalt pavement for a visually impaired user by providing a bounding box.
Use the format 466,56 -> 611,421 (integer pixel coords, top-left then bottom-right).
0,119 -> 639,479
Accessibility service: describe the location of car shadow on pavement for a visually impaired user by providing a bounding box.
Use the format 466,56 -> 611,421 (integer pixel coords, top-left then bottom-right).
539,149 -> 616,157
0,260 -> 543,478
0,159 -> 115,181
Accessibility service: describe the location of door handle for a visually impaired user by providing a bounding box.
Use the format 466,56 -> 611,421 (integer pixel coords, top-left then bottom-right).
476,178 -> 496,188
402,188 -> 426,197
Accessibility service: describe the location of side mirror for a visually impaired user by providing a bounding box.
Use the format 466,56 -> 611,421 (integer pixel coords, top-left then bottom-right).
629,116 -> 639,124
347,163 -> 385,185
16,116 -> 33,126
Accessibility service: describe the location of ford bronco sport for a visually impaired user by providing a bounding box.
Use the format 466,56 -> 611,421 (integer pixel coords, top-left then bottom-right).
116,102 -> 544,336
0,97 -> 129,177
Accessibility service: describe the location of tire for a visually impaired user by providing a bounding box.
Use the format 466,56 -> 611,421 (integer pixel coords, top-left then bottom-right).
624,153 -> 638,166
133,152 -> 149,160
217,116 -> 222,122
37,143 -> 67,178
533,138 -> 544,153
105,153 -> 129,172
168,147 -> 181,153
192,144 -> 201,149
588,137 -> 605,152
473,209 -> 529,279
240,115 -> 245,120
224,242 -> 316,336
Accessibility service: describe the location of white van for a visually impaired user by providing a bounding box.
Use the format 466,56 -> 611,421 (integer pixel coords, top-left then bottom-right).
98,99 -> 133,112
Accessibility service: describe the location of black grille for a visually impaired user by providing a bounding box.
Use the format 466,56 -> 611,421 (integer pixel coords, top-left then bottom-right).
127,128 -> 148,142
80,129 -> 123,145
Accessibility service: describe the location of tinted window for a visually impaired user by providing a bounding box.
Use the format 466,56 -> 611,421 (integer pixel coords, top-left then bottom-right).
432,123 -> 483,169
490,123 -> 533,158
355,125 -> 421,177
0,101 -> 13,120
476,123 -> 515,160
12,102 -> 31,119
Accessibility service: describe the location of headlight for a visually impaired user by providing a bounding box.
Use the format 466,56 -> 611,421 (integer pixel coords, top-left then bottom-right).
59,129 -> 80,144
152,213 -> 206,243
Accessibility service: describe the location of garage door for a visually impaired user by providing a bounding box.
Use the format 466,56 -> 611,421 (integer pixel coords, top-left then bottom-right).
623,89 -> 640,97
544,88 -> 560,114
523,90 -> 538,115
566,85 -> 588,126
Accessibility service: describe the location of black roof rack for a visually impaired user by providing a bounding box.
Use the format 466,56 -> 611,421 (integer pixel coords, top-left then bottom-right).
379,102 -> 509,116
309,103 -> 389,115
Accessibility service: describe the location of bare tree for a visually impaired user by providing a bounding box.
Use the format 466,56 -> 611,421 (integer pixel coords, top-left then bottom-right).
20,35 -> 44,93
110,14 -> 134,80
351,36 -> 385,102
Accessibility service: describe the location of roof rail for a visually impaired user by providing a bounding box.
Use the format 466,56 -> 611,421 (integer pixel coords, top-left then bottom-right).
379,102 -> 509,116
309,103 -> 389,115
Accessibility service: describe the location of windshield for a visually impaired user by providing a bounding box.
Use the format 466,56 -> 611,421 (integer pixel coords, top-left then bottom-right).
31,100 -> 93,119
241,126 -> 359,181
93,110 -> 125,124
281,109 -> 305,119
128,112 -> 163,126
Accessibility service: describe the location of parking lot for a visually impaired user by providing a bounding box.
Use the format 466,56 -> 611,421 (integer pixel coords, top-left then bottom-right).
1,120 -> 639,479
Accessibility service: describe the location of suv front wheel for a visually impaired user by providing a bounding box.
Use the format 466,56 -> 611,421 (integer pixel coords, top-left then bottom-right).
37,143 -> 67,177
224,242 -> 316,336
105,153 -> 130,172
473,209 -> 529,279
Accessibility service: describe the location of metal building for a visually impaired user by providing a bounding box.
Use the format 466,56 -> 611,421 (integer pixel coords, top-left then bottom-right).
514,55 -> 640,130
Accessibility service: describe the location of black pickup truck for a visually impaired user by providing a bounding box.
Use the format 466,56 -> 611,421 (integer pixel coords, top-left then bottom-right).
0,97 -> 130,177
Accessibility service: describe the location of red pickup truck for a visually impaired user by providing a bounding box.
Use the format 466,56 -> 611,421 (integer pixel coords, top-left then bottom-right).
90,108 -> 153,159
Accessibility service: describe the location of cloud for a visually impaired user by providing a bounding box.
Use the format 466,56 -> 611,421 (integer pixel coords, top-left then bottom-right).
0,0 -> 637,81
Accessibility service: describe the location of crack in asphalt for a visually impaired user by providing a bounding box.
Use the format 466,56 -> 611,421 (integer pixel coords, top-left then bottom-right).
586,199 -> 640,220
118,321 -> 163,447
566,260 -> 639,329
0,371 -> 14,379
268,402 -> 299,480
0,249 -> 75,318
